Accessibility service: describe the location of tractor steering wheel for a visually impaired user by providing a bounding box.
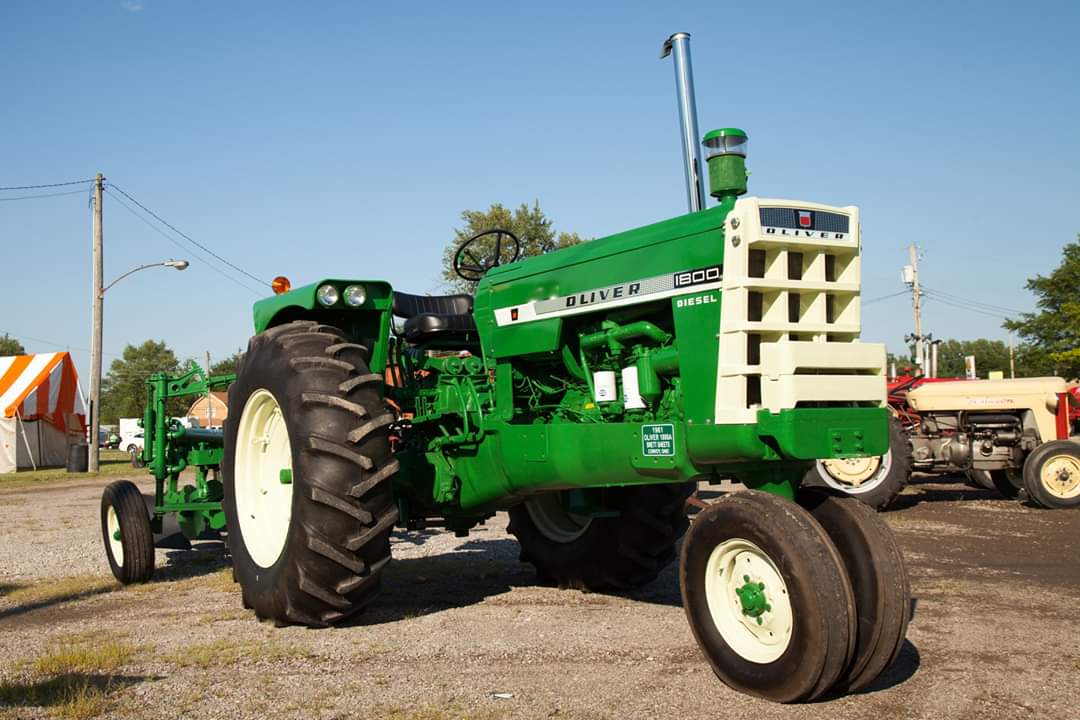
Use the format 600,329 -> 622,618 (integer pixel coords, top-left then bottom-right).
453,229 -> 521,282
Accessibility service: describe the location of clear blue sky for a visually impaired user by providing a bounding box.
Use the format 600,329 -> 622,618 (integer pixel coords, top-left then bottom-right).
2,0 -> 1078,381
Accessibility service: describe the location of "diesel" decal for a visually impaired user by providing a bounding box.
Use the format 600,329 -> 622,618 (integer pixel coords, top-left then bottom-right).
675,293 -> 717,308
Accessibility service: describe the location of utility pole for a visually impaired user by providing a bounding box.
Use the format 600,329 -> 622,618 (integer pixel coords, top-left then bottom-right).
89,173 -> 104,472
205,351 -> 214,428
1008,328 -> 1016,379
907,244 -> 923,374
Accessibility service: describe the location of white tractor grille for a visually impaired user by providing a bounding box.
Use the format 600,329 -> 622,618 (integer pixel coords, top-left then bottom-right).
714,197 -> 886,424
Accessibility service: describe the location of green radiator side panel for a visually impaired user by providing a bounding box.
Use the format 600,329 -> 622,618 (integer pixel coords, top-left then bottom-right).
453,406 -> 889,510
671,289 -> 722,424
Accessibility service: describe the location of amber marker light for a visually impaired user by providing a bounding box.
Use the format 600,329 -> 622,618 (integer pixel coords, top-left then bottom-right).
271,276 -> 291,295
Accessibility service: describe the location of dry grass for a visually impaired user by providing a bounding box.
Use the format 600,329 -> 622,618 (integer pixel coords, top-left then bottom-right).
160,638 -> 316,669
0,675 -> 111,719
128,567 -> 235,595
0,636 -> 142,719
0,575 -> 117,607
380,705 -> 504,720
195,608 -> 250,625
30,642 -> 137,677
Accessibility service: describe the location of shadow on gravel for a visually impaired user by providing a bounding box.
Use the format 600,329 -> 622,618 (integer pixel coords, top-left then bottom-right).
156,541 -> 230,583
0,672 -> 154,713
0,582 -> 116,624
886,477 -> 1007,511
354,538 -> 530,625
351,535 -> 686,626
389,529 -> 445,547
856,639 -> 921,694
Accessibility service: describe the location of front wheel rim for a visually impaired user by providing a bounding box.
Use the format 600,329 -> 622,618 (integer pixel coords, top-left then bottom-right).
1040,455 -> 1080,499
106,505 -> 124,565
704,538 -> 793,664
234,389 -> 295,568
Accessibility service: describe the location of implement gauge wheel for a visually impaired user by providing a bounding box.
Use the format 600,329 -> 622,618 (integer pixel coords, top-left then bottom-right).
796,488 -> 910,694
223,321 -> 399,627
508,482 -> 694,591
100,480 -> 154,584
803,417 -> 911,510
1022,441 -> 1080,509
680,491 -> 856,703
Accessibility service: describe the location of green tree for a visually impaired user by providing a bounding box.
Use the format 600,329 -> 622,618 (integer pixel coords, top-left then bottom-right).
441,201 -> 586,293
889,339 -> 1023,378
210,352 -> 242,377
1006,234 -> 1080,379
0,333 -> 26,356
100,340 -> 186,424
933,338 -> 1014,378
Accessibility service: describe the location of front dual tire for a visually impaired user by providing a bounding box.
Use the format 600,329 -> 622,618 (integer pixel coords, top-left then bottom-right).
680,490 -> 909,702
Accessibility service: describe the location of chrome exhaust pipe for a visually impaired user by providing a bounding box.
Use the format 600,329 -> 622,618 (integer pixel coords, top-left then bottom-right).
661,32 -> 706,213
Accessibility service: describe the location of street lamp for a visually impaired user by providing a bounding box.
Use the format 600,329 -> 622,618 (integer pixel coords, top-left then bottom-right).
100,259 -> 189,296
88,258 -> 189,472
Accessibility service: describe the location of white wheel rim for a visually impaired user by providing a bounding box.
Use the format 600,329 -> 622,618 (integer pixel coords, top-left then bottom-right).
704,538 -> 793,664
818,449 -> 891,495
525,494 -> 592,543
107,505 -> 124,566
1040,455 -> 1080,499
234,389 -> 295,568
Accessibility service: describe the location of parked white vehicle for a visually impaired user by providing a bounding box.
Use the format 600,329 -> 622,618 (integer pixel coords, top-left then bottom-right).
118,418 -> 143,455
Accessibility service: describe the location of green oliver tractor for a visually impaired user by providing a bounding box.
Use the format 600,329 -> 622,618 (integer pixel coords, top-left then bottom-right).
218,33 -> 910,703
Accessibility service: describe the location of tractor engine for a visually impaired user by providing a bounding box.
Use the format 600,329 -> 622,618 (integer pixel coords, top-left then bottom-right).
907,410 -> 1037,473
906,377 -> 1068,473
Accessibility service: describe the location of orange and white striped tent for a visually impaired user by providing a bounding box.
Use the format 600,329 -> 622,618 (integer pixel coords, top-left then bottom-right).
0,352 -> 86,473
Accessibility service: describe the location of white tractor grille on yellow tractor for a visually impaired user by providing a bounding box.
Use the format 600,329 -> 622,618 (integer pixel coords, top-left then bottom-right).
715,197 -> 886,425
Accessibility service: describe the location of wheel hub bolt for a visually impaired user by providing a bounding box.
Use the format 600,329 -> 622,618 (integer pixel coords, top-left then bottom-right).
736,574 -> 771,624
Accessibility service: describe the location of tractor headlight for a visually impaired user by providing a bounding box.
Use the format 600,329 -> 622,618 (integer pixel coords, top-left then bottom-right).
316,284 -> 340,306
343,284 -> 367,307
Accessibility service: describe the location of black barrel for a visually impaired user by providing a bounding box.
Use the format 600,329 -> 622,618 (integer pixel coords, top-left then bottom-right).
66,443 -> 89,473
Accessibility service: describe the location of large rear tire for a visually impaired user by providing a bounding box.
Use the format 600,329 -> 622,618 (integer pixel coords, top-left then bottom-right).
508,482 -> 693,591
223,321 -> 399,627
802,417 -> 910,510
1022,441 -> 1080,509
680,491 -> 857,703
796,488 -> 910,694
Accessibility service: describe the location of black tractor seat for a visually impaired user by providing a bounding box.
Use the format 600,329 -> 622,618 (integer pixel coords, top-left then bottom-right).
392,291 -> 478,345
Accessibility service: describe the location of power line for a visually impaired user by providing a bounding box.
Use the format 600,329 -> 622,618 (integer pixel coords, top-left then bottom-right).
863,289 -> 909,305
921,285 -> 1023,315
105,187 -> 265,296
922,289 -> 1015,318
0,329 -> 123,359
105,182 -> 270,289
0,178 -> 96,191
0,188 -> 91,202
922,291 -> 1015,319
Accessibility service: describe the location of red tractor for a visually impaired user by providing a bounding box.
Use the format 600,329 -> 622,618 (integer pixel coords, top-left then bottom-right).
805,372 -> 1080,509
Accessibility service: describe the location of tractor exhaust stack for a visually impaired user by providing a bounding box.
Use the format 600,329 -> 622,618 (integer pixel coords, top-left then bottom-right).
661,32 -> 706,213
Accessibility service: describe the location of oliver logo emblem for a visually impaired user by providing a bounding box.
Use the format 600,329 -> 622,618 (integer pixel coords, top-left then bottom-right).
642,423 -> 675,457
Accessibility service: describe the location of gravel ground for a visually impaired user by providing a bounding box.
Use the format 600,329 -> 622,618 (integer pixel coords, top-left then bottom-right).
1,472 -> 1078,719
